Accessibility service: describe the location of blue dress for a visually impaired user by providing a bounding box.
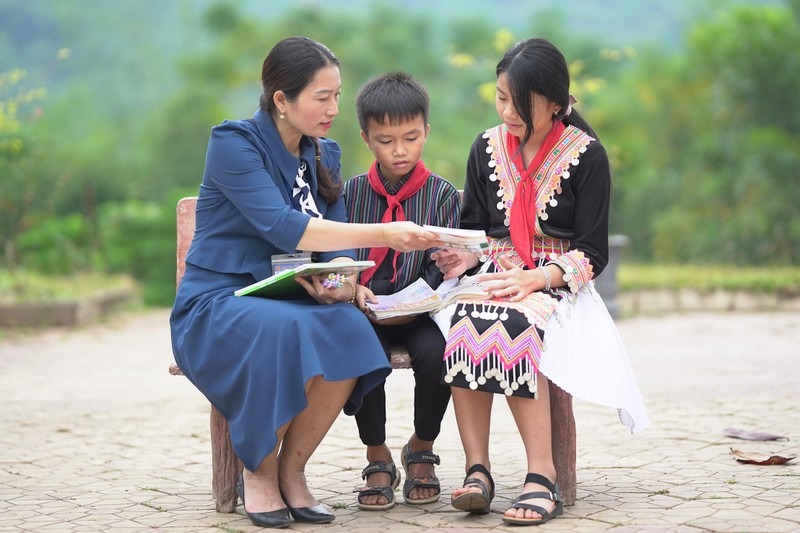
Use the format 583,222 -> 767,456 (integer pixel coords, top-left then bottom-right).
170,110 -> 391,472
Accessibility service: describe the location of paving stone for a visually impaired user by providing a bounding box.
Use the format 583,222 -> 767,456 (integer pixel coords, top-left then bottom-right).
1,309 -> 799,531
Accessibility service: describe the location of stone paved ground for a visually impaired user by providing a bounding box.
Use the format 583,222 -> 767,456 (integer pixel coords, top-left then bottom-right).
0,309 -> 798,532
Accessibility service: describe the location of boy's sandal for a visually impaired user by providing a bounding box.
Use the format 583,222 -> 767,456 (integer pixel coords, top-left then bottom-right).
451,463 -> 495,514
501,472 -> 564,526
400,443 -> 441,505
353,461 -> 401,511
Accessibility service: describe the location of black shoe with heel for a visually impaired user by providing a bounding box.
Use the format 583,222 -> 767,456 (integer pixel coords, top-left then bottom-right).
280,490 -> 335,524
236,474 -> 291,529
286,503 -> 334,524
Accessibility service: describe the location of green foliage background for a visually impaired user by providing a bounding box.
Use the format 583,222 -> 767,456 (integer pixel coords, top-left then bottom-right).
1,0 -> 798,306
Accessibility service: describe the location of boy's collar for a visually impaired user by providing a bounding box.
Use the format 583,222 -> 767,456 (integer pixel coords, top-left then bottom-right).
375,162 -> 415,194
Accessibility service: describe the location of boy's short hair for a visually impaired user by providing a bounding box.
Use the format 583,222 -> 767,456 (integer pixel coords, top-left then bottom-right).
355,71 -> 429,133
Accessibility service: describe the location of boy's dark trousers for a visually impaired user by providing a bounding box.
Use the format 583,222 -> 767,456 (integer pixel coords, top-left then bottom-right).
354,314 -> 451,446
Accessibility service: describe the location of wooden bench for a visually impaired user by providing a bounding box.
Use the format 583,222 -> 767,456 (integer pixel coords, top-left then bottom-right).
170,195 -> 576,512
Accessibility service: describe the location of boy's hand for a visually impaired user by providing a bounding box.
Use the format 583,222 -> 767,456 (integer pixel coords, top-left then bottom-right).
431,249 -> 480,280
358,286 -> 415,324
369,315 -> 416,326
355,284 -> 377,313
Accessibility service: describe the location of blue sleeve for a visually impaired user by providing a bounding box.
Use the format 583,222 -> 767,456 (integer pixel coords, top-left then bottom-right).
204,124 -> 310,253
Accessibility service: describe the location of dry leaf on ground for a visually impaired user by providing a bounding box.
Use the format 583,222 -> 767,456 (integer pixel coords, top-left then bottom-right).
724,427 -> 789,441
730,448 -> 796,465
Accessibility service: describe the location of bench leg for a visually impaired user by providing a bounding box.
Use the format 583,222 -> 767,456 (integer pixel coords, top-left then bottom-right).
210,406 -> 240,513
549,381 -> 576,506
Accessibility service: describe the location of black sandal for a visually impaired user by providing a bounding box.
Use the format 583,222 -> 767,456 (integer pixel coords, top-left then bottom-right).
502,473 -> 563,526
353,461 -> 401,511
451,464 -> 495,514
400,443 -> 441,505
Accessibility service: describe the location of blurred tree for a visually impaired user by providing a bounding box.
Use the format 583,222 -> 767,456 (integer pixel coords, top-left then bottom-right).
5,0 -> 799,307
0,68 -> 48,276
676,3 -> 800,264
600,2 -> 799,265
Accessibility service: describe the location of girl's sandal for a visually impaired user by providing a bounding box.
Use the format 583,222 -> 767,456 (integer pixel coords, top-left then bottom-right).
501,472 -> 563,526
400,443 -> 441,505
451,463 -> 495,514
353,461 -> 401,511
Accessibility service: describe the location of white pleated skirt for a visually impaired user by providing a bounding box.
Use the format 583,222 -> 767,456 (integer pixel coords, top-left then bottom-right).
541,286 -> 650,433
433,284 -> 650,434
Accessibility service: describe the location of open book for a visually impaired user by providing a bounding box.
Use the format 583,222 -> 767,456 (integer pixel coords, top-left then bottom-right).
234,260 -> 375,299
424,225 -> 489,253
366,275 -> 489,319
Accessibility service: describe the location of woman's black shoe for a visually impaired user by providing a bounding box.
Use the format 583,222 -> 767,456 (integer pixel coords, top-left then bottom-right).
287,503 -> 335,524
280,489 -> 335,524
237,475 -> 291,528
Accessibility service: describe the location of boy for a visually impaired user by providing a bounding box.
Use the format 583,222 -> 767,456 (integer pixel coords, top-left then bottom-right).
344,72 -> 460,510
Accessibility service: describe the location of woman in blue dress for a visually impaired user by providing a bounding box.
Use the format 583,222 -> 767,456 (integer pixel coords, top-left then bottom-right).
170,36 -> 440,529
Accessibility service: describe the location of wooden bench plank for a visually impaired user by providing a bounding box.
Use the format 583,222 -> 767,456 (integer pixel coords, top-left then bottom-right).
171,195 -> 576,512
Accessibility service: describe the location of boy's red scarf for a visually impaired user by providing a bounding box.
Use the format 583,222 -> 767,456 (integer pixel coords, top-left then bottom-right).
507,120 -> 565,269
360,160 -> 430,285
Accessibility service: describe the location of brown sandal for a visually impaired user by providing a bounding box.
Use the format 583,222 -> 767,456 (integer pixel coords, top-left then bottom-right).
502,473 -> 563,525
451,464 -> 494,514
354,461 -> 401,511
400,443 -> 441,505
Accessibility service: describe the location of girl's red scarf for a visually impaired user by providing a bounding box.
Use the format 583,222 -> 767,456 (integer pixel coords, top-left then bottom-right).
360,160 -> 430,285
507,120 -> 565,269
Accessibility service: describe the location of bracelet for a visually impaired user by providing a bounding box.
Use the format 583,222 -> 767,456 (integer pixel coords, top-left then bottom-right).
344,280 -> 357,304
537,265 -> 552,292
322,273 -> 347,289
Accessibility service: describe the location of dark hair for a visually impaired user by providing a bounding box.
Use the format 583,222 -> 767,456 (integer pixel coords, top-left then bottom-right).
355,71 -> 429,133
496,38 -> 597,147
259,36 -> 342,203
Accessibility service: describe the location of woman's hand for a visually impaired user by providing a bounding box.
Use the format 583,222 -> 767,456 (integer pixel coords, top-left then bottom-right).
477,254 -> 537,301
384,222 -> 442,252
431,249 -> 480,280
295,274 -> 355,304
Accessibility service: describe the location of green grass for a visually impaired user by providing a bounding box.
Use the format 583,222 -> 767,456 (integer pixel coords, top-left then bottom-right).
618,264 -> 800,295
3,265 -> 800,303
0,270 -> 138,303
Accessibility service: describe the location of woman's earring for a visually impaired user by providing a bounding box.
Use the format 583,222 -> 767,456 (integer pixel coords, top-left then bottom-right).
279,111 -> 285,119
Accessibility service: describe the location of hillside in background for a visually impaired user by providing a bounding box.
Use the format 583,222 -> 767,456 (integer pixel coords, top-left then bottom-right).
0,0 -> 782,111
2,0 -> 798,304
240,0 -> 781,49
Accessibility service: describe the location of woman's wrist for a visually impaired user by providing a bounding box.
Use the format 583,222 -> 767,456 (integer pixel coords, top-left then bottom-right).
343,280 -> 357,304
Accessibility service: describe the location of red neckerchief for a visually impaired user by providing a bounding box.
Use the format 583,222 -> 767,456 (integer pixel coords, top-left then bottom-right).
360,160 -> 430,285
507,120 -> 565,269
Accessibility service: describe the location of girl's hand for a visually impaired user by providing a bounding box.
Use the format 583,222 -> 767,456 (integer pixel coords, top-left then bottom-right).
384,222 -> 442,252
478,254 -> 536,301
431,249 -> 480,280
